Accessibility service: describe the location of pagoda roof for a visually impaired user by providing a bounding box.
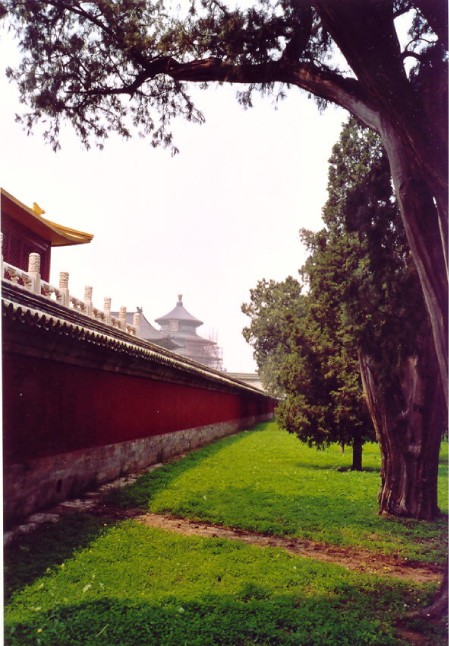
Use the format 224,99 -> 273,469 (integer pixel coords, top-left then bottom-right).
155,295 -> 203,327
1,188 -> 93,247
111,309 -> 182,350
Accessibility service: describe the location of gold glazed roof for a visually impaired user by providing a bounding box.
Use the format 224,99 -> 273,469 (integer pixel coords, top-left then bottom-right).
1,188 -> 93,247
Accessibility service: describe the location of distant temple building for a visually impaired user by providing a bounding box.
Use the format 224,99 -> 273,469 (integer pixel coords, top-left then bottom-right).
1,189 -> 224,368
110,307 -> 180,351
155,295 -> 223,371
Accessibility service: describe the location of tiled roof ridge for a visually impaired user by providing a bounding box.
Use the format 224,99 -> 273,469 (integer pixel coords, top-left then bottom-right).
2,284 -> 265,395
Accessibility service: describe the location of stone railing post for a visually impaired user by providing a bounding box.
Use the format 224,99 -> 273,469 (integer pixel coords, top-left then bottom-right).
58,272 -> 70,307
104,297 -> 112,325
119,306 -> 127,330
133,312 -> 141,337
28,252 -> 41,295
84,286 -> 93,316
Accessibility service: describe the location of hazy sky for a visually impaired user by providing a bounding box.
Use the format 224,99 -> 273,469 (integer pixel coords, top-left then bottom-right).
0,31 -> 347,373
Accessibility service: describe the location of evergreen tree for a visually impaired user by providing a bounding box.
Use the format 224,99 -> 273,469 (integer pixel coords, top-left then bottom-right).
242,267 -> 374,472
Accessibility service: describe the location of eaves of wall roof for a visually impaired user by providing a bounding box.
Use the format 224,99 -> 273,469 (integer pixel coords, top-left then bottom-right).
2,282 -> 267,397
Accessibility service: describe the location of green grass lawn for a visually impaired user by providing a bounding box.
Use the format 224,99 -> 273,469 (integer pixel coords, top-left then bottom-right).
4,422 -> 448,645
107,422 -> 448,563
3,518 -> 442,645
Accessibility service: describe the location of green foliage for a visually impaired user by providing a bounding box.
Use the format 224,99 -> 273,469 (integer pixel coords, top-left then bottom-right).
242,273 -> 373,456
311,117 -> 428,378
4,0 -> 206,150
241,276 -> 304,398
3,0 -> 289,150
4,1 -> 446,153
4,425 -> 448,645
4,522 -> 428,646
241,124 -> 379,457
106,423 -> 448,563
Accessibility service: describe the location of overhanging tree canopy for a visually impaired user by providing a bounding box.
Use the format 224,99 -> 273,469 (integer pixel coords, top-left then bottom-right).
3,0 -> 448,393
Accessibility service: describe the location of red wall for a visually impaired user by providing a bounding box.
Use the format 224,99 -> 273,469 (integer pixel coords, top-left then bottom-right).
3,353 -> 272,464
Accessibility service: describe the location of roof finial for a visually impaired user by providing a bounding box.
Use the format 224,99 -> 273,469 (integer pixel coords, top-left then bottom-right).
177,294 -> 183,305
32,202 -> 45,216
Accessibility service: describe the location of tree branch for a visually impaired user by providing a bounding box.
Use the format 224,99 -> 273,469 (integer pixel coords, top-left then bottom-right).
281,3 -> 313,63
413,0 -> 448,48
168,57 -> 380,131
78,53 -> 381,132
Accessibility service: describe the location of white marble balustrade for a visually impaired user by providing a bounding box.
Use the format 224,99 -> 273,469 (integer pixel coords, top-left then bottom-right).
1,244 -> 140,337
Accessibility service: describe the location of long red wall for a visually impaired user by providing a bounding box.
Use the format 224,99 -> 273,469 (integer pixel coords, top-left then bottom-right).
4,353 -> 269,464
2,285 -> 276,523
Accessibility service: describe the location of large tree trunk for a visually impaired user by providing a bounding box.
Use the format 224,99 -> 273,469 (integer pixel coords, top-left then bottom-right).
381,125 -> 448,401
358,328 -> 445,520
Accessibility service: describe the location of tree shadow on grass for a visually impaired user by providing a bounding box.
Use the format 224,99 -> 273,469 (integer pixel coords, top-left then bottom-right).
336,466 -> 380,473
4,586 -> 432,646
293,462 -> 380,473
4,514 -> 110,602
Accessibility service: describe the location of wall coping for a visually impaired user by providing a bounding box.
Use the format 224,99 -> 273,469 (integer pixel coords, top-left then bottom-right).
3,281 -> 268,397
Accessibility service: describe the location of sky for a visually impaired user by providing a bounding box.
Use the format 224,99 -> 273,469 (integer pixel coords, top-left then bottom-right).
0,30 -> 347,373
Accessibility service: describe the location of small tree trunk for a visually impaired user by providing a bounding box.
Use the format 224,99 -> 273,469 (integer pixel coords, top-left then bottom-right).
351,434 -> 363,471
358,327 -> 445,520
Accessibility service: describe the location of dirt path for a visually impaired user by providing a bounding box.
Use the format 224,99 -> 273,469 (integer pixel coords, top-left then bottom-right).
136,511 -> 443,583
6,474 -> 444,586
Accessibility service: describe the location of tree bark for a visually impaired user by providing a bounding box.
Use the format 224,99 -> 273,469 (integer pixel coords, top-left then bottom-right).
380,125 -> 448,399
358,328 -> 445,520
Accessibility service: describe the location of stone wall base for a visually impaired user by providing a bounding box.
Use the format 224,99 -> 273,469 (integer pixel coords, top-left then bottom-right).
4,415 -> 272,526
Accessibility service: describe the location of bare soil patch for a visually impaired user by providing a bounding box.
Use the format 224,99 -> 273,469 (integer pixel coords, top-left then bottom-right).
6,485 -> 443,588
137,511 -> 443,584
